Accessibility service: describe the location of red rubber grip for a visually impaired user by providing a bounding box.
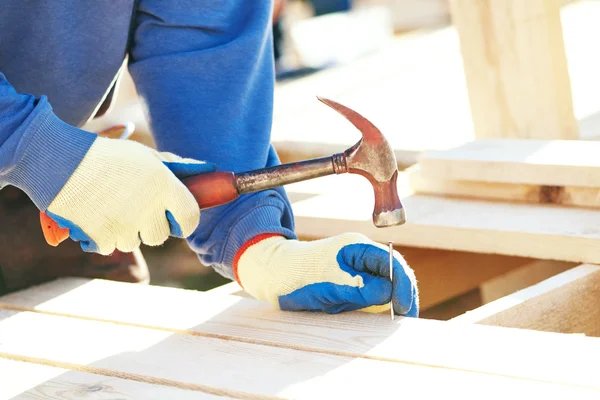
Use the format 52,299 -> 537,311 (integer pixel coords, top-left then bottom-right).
40,211 -> 69,246
182,171 -> 239,210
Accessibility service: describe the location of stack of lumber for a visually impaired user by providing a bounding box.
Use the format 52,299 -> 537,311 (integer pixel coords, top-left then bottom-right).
2,276 -> 600,398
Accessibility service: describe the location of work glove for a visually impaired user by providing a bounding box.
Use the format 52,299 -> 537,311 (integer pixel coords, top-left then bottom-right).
234,232 -> 419,316
5,114 -> 215,255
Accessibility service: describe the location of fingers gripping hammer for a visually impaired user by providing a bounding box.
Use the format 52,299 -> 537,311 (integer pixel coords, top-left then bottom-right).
42,97 -> 406,246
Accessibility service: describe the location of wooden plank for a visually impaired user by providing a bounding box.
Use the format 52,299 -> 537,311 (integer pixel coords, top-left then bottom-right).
0,358 -> 215,399
4,310 -> 600,397
418,139 -> 600,188
448,0 -> 578,139
385,246 -> 532,309
285,174 -> 600,264
480,260 -> 577,303
407,164 -> 600,208
2,277 -> 600,392
451,264 -> 600,336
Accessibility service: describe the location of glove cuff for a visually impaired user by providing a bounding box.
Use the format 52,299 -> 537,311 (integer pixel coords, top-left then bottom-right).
233,232 -> 285,286
1,100 -> 97,210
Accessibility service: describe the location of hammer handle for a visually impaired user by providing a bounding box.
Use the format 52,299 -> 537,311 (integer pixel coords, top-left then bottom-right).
182,171 -> 239,209
182,155 -> 342,209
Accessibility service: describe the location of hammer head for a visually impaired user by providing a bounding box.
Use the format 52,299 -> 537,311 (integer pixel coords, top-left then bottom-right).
318,96 -> 406,228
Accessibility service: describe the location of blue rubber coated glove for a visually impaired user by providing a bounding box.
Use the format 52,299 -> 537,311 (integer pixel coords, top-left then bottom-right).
233,232 -> 419,317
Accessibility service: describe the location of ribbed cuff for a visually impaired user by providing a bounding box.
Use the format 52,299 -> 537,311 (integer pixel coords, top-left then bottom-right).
220,196 -> 297,277
2,104 -> 97,210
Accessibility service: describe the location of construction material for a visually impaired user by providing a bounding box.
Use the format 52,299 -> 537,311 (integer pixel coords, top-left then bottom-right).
452,264 -> 600,336
0,358 -> 212,399
418,139 -> 600,188
407,164 -> 600,208
449,0 -> 578,139
2,277 -> 600,398
412,139 -> 600,207
479,260 -> 577,303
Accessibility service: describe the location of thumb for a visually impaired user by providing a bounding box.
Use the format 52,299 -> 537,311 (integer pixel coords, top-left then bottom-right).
339,243 -> 415,315
158,151 -> 218,179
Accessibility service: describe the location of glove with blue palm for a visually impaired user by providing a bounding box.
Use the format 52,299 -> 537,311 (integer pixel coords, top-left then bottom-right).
233,232 -> 419,316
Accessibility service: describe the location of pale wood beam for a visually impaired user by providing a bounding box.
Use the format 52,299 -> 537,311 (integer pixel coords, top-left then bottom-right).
449,0 -> 578,139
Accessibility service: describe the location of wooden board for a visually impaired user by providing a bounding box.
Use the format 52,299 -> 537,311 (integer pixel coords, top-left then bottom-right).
418,139 -> 600,188
407,164 -> 600,208
479,260 -> 577,303
286,174 -> 600,264
448,0 -> 578,139
2,277 -> 600,394
5,309 -> 600,398
0,358 -> 216,399
452,264 -> 600,336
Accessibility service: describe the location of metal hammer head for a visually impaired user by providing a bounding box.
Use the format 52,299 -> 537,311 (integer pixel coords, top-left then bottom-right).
317,96 -> 406,228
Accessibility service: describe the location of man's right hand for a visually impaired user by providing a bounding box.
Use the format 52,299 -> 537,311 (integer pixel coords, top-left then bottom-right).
40,136 -> 215,255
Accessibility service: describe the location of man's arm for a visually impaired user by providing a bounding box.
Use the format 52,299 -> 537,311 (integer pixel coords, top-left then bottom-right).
127,0 -> 297,279
0,73 -> 95,206
127,0 -> 419,316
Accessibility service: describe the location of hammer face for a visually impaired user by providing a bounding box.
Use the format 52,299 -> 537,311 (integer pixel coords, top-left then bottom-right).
375,207 -> 406,227
371,171 -> 406,227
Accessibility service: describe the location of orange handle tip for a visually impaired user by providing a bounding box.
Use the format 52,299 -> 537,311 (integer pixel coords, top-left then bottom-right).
40,211 -> 69,246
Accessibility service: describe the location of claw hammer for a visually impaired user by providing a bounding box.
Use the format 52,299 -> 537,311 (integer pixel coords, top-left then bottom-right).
41,97 -> 406,245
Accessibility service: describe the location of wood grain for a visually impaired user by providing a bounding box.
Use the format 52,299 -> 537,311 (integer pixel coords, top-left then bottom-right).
418,139 -> 600,188
0,358 -> 216,399
449,0 -> 578,139
479,260 -> 577,303
452,264 -> 600,336
407,164 -> 600,208
4,309 -> 600,397
2,277 -> 600,392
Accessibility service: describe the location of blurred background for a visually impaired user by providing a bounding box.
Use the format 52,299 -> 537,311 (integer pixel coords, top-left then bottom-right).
14,0 -> 600,312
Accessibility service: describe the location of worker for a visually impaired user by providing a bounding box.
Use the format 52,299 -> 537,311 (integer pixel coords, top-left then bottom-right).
0,1 -> 419,317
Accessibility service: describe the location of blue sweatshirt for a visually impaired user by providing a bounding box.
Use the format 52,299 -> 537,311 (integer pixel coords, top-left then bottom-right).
0,1 -> 297,280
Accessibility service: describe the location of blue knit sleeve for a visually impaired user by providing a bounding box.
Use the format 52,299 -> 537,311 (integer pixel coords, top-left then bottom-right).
127,0 -> 297,280
0,73 -> 96,210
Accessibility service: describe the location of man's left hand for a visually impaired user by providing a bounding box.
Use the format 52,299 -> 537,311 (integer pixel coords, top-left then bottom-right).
234,232 -> 419,317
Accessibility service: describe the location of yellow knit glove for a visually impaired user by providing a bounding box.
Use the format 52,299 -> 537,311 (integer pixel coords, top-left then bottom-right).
45,137 -> 216,255
234,232 -> 419,316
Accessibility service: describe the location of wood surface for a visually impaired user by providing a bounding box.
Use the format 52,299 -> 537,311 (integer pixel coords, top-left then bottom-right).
0,358 -> 215,399
418,139 -> 600,188
1,277 -> 600,397
448,0 -> 578,139
286,174 -> 600,264
407,164 -> 600,208
452,264 -> 600,336
479,260 -> 577,303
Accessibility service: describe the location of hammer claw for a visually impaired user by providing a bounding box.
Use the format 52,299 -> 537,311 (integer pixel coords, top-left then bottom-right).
316,96 -> 383,144
317,96 -> 405,227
